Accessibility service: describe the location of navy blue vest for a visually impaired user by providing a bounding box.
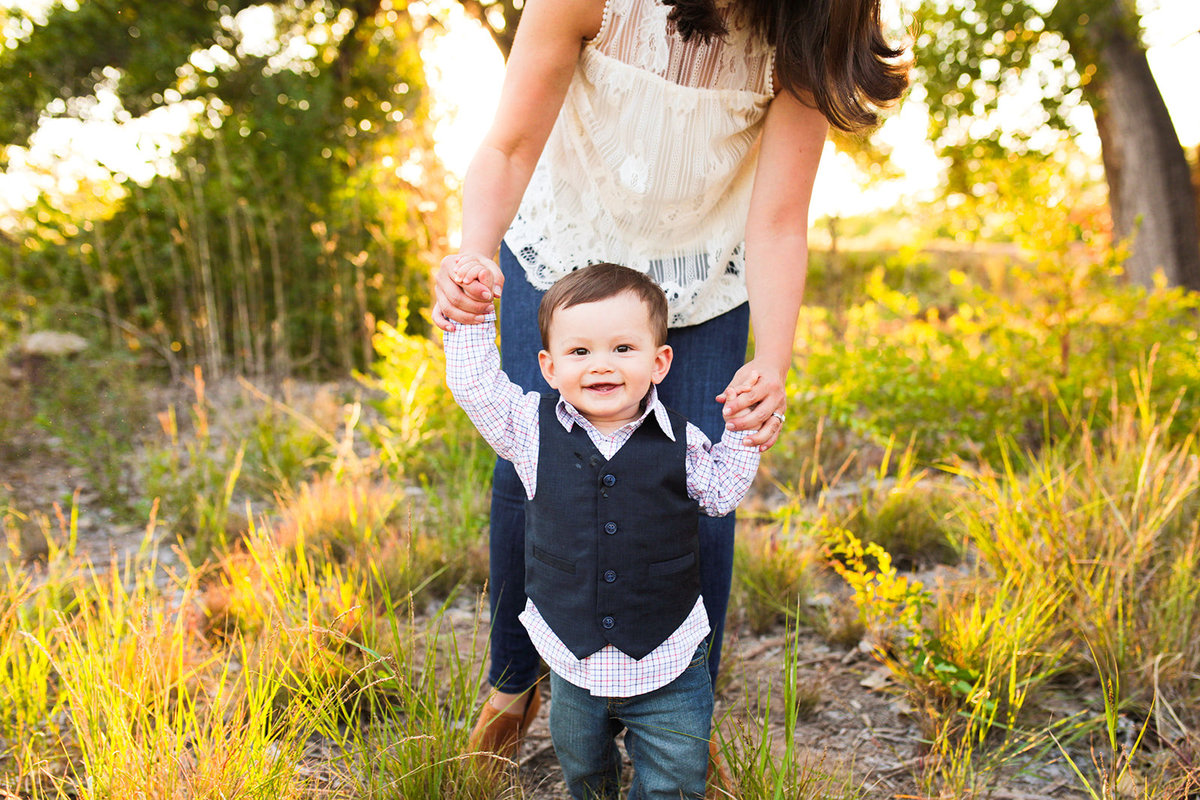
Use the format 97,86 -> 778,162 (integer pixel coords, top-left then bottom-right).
526,395 -> 701,660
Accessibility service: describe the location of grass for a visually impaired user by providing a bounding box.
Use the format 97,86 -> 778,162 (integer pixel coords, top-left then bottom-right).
0,494 -> 508,799
5,241 -> 1200,796
8,377 -> 1199,796
806,378 -> 1200,796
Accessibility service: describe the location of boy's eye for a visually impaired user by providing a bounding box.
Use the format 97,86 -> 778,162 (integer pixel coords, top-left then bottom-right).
570,347 -> 589,356
615,344 -> 632,353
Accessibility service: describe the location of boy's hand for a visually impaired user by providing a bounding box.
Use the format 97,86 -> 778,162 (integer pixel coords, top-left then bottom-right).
451,254 -> 503,297
433,253 -> 505,331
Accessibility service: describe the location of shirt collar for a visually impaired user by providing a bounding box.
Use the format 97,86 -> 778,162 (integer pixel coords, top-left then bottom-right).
554,385 -> 677,441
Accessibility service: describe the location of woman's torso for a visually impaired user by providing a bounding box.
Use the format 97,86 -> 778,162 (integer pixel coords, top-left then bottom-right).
506,0 -> 776,327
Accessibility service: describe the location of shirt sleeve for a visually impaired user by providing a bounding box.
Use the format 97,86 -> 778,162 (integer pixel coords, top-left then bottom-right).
444,313 -> 541,496
684,422 -> 760,517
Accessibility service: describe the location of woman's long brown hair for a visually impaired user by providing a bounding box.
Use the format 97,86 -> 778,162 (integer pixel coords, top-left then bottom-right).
661,0 -> 910,131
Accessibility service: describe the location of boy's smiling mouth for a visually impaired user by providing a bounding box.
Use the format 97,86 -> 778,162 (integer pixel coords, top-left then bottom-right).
585,383 -> 621,394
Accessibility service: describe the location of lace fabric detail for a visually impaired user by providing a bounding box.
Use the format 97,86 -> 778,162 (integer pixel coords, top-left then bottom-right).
505,0 -> 775,327
596,0 -> 774,94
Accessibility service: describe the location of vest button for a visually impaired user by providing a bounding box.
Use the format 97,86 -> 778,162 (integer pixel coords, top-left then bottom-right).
602,473 -> 617,487
601,615 -> 615,629
603,569 -> 617,583
604,521 -> 617,535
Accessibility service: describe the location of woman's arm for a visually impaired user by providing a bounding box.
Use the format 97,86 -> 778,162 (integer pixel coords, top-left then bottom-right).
719,88 -> 829,449
432,0 -> 606,329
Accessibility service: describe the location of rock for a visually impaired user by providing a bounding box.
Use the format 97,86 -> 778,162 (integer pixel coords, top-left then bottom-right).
8,330 -> 90,384
860,666 -> 894,691
18,331 -> 88,357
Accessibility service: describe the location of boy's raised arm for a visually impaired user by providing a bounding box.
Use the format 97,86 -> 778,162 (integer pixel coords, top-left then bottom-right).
444,309 -> 539,470
684,424 -> 761,518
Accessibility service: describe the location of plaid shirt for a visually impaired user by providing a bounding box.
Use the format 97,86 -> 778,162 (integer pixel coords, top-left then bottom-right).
445,313 -> 760,697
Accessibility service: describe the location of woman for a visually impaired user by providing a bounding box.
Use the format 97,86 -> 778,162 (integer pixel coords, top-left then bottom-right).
432,0 -> 908,762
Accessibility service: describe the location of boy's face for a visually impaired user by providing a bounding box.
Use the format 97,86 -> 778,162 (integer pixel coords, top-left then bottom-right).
538,290 -> 672,434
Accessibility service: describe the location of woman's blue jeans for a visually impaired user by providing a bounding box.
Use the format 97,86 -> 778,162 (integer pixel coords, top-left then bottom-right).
486,243 -> 749,694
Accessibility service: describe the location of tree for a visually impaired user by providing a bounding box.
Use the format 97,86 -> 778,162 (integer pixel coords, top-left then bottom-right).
453,0 -> 519,57
914,0 -> 1200,290
0,0 -> 450,376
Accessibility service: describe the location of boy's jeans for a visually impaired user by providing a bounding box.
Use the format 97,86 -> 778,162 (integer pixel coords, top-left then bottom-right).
486,243 -> 749,694
549,645 -> 712,800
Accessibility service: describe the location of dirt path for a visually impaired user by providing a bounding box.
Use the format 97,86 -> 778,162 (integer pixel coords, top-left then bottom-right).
508,626 -> 926,799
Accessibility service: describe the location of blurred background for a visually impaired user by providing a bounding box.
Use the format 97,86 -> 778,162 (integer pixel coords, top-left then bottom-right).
1,0 -> 1196,380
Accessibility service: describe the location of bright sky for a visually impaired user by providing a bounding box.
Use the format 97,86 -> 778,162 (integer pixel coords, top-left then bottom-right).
1,0 -> 1198,226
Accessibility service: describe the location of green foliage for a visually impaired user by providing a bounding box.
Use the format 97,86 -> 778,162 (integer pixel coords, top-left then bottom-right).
361,299 -> 495,549
911,0 -> 1134,154
0,0 -> 252,148
803,244 -> 966,313
790,245 -> 1200,466
905,0 -> 1200,296
2,0 -> 449,376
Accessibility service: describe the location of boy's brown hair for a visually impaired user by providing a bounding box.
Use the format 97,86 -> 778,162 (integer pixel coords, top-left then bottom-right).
538,263 -> 669,349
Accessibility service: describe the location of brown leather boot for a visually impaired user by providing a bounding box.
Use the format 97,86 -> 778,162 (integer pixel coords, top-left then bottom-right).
468,687 -> 542,765
707,737 -> 736,798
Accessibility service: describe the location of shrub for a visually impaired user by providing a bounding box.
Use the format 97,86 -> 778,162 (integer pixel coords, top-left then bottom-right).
361,299 -> 495,553
791,255 -> 1200,466
732,518 -> 822,635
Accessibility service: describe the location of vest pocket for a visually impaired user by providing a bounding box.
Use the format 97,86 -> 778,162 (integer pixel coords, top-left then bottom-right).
532,545 -> 576,574
647,551 -> 696,576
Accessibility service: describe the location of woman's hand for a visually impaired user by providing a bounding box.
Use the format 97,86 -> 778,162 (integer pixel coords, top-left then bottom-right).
432,253 -> 505,331
434,0 -> 603,333
717,360 -> 788,451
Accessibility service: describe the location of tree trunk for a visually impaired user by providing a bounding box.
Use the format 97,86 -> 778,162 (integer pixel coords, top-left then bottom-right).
456,0 -> 518,58
1090,25 -> 1200,291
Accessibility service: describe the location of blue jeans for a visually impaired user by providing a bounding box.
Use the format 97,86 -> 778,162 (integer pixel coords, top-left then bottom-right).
486,243 -> 749,693
549,645 -> 713,800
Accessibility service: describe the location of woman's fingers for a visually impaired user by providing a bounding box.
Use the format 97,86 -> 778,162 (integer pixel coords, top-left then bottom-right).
435,257 -> 496,325
431,301 -> 455,332
719,361 -> 786,450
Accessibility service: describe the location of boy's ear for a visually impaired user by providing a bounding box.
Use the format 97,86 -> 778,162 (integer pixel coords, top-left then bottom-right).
650,344 -> 673,385
538,350 -> 557,388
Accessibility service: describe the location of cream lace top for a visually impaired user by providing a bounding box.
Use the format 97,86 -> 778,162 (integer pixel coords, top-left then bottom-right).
505,0 -> 776,327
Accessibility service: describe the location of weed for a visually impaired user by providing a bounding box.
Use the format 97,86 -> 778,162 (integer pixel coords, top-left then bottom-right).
719,611 -> 865,799
951,384 -> 1200,726
823,525 -> 1072,795
141,367 -> 345,560
733,518 -> 822,635
831,440 -> 963,570
21,349 -> 152,512
362,298 -> 494,567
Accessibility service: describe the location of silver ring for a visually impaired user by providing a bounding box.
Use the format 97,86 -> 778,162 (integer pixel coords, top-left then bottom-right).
771,411 -> 786,424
